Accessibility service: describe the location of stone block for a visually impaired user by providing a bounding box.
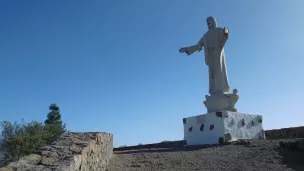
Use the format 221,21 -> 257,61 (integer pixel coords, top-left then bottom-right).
183,111 -> 264,145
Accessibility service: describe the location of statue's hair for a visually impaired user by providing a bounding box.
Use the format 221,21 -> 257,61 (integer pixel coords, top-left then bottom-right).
207,16 -> 217,28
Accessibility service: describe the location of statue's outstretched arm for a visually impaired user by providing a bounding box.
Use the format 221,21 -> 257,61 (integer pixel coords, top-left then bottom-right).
179,36 -> 204,56
179,45 -> 198,56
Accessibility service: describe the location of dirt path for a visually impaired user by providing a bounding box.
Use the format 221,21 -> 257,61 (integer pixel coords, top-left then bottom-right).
109,139 -> 304,171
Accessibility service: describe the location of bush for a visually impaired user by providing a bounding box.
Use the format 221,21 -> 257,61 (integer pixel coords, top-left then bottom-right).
0,104 -> 67,165
161,140 -> 171,143
0,120 -> 49,164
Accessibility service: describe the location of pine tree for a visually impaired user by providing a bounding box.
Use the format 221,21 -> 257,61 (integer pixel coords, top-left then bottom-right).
45,104 -> 62,125
44,104 -> 66,143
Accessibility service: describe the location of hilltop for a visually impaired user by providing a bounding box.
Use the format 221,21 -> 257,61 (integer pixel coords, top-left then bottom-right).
109,139 -> 304,171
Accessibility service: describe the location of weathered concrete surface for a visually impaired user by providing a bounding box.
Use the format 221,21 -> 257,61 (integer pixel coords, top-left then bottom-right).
183,111 -> 265,145
0,132 -> 113,171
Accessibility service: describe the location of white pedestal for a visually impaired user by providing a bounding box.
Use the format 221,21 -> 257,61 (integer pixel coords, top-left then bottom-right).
183,111 -> 265,145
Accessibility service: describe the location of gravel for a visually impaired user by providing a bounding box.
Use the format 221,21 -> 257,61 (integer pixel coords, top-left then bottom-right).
109,139 -> 304,171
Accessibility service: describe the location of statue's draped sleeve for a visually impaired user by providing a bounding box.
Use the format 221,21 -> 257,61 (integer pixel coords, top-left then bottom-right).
182,36 -> 204,57
220,28 -> 228,48
183,45 -> 198,56
198,35 -> 208,65
197,36 -> 204,51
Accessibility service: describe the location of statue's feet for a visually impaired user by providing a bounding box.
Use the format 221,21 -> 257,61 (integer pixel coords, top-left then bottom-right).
204,92 -> 239,113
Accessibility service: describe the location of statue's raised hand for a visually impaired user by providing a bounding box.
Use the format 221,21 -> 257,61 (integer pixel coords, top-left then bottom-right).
224,27 -> 229,35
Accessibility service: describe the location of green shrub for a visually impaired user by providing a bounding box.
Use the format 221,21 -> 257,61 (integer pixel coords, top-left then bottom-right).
0,120 -> 48,164
161,140 -> 171,143
0,104 -> 67,165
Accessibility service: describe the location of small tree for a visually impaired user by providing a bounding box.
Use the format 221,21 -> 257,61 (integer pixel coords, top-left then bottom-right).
44,104 -> 66,143
45,104 -> 62,125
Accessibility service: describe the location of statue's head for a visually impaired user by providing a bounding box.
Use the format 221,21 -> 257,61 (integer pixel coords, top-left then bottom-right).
207,16 -> 217,29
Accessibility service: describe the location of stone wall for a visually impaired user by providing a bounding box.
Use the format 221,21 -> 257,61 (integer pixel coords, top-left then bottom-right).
265,126 -> 304,139
0,152 -> 3,167
0,141 -> 3,165
0,132 -> 113,171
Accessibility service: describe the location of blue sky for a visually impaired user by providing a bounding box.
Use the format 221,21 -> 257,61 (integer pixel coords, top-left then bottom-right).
0,0 -> 303,147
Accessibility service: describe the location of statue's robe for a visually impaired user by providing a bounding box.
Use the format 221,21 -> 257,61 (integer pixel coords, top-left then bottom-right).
183,27 -> 230,95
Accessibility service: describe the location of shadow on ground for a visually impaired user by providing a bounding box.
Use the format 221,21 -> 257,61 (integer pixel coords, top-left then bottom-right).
276,147 -> 304,171
114,144 -> 220,154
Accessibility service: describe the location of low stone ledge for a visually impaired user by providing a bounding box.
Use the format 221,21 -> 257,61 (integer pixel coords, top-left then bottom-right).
114,140 -> 186,151
279,138 -> 304,151
265,126 -> 304,139
0,132 -> 113,171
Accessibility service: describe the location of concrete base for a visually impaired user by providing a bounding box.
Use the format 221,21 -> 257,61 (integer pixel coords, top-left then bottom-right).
183,111 -> 265,145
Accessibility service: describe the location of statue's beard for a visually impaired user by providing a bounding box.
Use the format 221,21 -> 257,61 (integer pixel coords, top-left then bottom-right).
208,24 -> 216,30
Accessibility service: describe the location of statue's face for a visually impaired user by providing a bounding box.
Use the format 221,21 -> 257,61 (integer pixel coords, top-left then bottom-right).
207,17 -> 216,29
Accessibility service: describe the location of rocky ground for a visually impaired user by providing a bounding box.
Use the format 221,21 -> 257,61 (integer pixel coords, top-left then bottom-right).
109,139 -> 304,171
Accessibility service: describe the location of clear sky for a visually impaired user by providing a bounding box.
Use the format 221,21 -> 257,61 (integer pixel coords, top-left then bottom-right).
0,0 -> 303,147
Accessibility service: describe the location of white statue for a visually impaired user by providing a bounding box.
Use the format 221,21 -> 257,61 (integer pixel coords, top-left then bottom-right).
179,16 -> 230,95
179,16 -> 238,113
